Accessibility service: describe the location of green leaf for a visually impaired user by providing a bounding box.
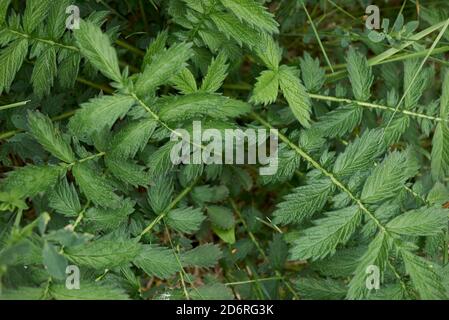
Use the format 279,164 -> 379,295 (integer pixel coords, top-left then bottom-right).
158,93 -> 250,122
0,39 -> 28,94
165,207 -> 205,234
210,12 -> 260,48
212,225 -> 236,244
147,175 -> 173,214
109,119 -> 157,159
250,70 -> 279,105
136,42 -> 193,96
386,206 -> 448,236
361,151 -> 416,204
142,30 -> 168,67
296,278 -> 347,300
31,47 -> 57,98
50,283 -> 129,300
1,165 -> 62,199
401,249 -> 448,300
72,162 -> 122,209
189,283 -> 234,300
207,205 -> 235,230
279,65 -> 311,128
85,198 -> 135,232
346,47 -> 374,101
28,111 -> 75,163
48,178 -> 81,217
181,244 -> 222,268
42,242 -> 68,280
68,95 -> 135,138
313,105 -> 363,138
74,21 -> 122,83
403,59 -> 431,109
23,0 -> 52,33
347,232 -> 391,299
333,129 -> 384,180
105,156 -> 149,187
65,239 -> 141,269
133,245 -> 180,279
291,206 -> 362,261
268,234 -> 288,271
200,52 -> 229,93
431,71 -> 449,181
219,0 -> 278,34
300,52 -> 325,93
273,179 -> 333,225
255,34 -> 283,70
171,68 -> 198,94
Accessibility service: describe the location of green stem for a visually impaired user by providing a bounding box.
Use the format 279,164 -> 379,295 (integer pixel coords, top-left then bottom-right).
250,112 -> 387,233
309,94 -> 449,123
0,100 -> 31,111
230,199 -> 300,299
301,1 -> 334,73
139,178 -> 199,238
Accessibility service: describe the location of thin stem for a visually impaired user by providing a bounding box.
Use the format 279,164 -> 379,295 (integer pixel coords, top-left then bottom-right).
230,199 -> 300,299
301,1 -> 334,73
139,178 -> 199,238
309,94 -> 449,123
384,18 -> 449,134
250,112 -> 387,233
0,100 -> 31,111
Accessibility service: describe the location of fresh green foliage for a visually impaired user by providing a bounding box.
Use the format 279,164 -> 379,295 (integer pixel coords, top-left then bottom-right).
1,0 -> 449,301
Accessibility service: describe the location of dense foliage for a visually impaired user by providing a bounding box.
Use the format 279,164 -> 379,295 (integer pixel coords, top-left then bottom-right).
1,0 -> 449,300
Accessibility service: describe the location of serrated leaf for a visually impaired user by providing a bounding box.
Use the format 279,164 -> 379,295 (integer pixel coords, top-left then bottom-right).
361,151 -> 416,204
296,277 -> 347,300
273,179 -> 333,225
250,70 -> 279,105
165,207 -> 205,234
181,244 -> 222,268
105,156 -> 149,187
109,119 -> 157,159
72,162 -> 121,209
172,68 -> 198,94
68,95 -> 135,138
210,12 -> 260,48
50,283 -> 129,300
300,52 -> 325,93
158,93 -> 250,123
28,111 -> 75,163
42,242 -> 68,280
48,178 -> 81,217
74,21 -> 122,83
219,0 -> 278,34
0,38 -> 28,94
1,165 -> 62,199
133,245 -> 180,279
386,206 -> 448,236
401,249 -> 448,300
347,47 -> 373,101
333,129 -> 384,180
85,198 -> 135,232
189,283 -> 234,300
313,105 -> 363,138
207,205 -> 235,230
64,239 -> 141,269
200,52 -> 228,93
291,206 -> 362,261
347,232 -> 391,299
279,65 -> 311,128
136,42 -> 193,96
